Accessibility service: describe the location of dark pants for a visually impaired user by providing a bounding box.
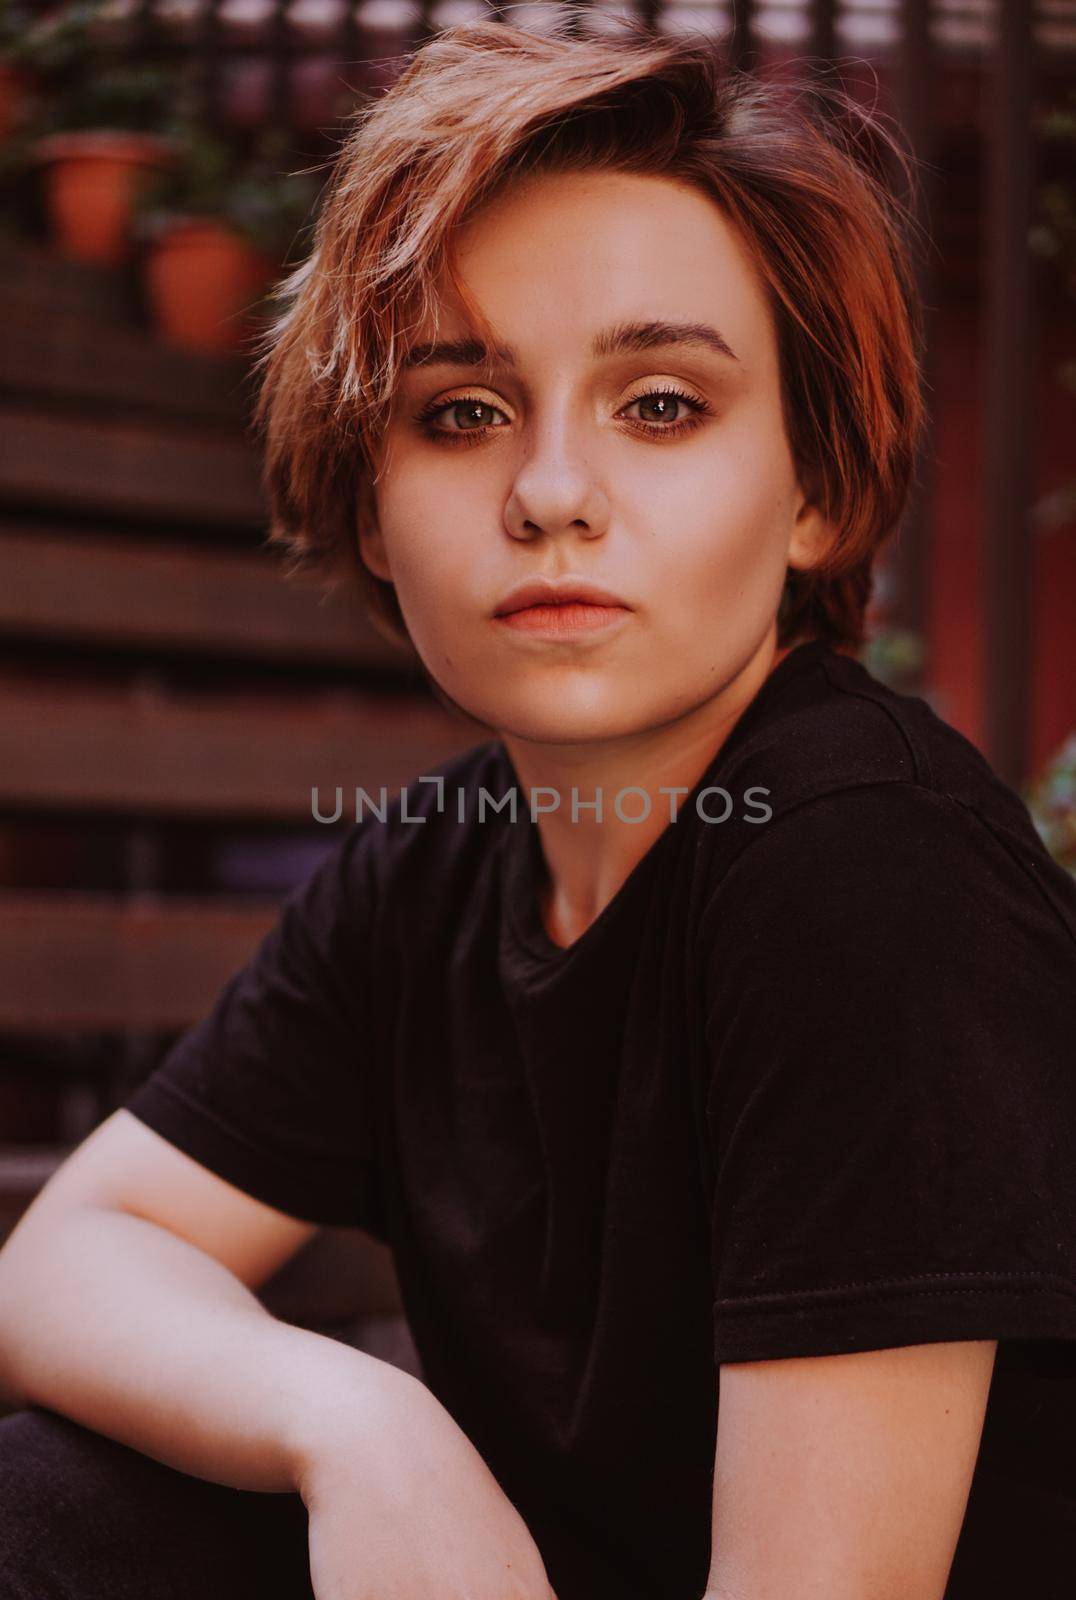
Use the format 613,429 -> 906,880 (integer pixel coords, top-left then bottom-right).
0,1407 -> 315,1599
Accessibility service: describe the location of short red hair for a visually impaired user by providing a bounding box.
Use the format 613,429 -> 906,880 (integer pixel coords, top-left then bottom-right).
252,13 -> 926,654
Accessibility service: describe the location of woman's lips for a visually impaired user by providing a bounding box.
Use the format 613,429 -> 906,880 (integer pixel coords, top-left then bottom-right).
493,601 -> 632,637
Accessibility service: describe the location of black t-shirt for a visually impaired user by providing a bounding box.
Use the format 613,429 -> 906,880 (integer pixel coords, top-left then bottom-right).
124,638 -> 1076,1598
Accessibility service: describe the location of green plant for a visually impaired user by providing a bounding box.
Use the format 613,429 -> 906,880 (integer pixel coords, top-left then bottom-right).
3,0 -> 186,140
133,127 -> 235,226
220,150 -> 324,263
45,61 -> 180,136
858,624 -> 925,692
134,127 -> 323,263
0,0 -> 104,71
1023,732 -> 1076,878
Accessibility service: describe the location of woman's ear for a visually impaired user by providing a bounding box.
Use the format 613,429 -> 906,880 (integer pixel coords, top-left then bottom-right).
358,518 -> 393,584
356,472 -> 393,584
355,453 -> 395,584
787,481 -> 838,577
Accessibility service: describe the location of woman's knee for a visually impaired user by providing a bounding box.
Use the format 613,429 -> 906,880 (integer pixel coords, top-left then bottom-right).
0,1407 -> 313,1599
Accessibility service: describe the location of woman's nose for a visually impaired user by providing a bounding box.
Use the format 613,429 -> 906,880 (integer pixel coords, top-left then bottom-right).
503,420 -> 611,542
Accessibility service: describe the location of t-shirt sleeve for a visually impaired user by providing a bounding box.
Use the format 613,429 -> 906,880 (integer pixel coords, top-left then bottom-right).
122,822 -> 388,1235
702,780 -> 1076,1366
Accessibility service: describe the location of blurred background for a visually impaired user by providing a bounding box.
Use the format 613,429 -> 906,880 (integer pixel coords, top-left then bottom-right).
0,0 -> 1072,1332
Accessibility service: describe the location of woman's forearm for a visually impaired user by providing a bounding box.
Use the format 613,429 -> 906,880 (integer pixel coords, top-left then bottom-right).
0,1204 -> 405,1493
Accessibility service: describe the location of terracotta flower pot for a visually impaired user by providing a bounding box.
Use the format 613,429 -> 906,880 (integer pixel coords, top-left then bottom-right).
142,215 -> 275,353
33,129 -> 176,264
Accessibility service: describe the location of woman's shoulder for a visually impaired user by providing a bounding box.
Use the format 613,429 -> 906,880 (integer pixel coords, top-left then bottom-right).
697,647 -> 1076,945
718,645 -> 1015,820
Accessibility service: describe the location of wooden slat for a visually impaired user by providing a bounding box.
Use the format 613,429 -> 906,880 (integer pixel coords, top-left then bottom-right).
0,242 -> 133,328
0,409 -> 264,526
0,1144 -> 66,1242
0,523 -> 414,669
0,313 -> 252,425
0,893 -> 278,1029
0,1145 -> 65,1198
0,674 -> 484,821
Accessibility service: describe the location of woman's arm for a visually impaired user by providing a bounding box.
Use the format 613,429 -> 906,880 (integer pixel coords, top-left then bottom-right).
0,1109 -> 558,1600
704,1340 -> 996,1600
0,1109 -> 393,1489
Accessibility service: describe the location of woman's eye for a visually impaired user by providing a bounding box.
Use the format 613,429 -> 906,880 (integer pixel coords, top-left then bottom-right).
620,388 -> 709,431
417,396 -> 510,436
631,393 -> 682,423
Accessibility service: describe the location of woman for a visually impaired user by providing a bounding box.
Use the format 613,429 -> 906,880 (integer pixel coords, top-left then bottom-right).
1,15 -> 1074,1600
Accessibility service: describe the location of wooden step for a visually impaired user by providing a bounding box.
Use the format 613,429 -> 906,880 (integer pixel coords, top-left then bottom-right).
0,1144 -> 65,1197
0,242 -> 135,329
0,310 -> 252,425
0,1143 -> 67,1242
0,522 -> 414,669
0,673 -> 484,822
0,893 -> 279,1030
0,408 -> 264,526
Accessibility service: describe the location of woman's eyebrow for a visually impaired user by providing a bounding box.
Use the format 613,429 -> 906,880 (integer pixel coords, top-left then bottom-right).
593,319 -> 739,363
401,319 -> 740,371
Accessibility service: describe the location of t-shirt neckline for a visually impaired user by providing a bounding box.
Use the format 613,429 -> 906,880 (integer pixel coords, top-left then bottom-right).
499,636 -> 834,967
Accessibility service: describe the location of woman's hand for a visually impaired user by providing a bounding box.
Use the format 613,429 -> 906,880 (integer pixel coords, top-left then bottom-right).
297,1364 -> 557,1600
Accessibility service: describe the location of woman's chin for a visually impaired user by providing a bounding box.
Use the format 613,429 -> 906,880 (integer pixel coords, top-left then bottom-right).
484,700 -> 656,750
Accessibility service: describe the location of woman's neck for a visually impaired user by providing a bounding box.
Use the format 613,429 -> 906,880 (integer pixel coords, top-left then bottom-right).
500,634 -> 809,951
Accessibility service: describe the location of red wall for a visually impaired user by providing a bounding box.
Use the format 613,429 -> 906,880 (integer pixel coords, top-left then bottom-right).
926,298 -> 1076,783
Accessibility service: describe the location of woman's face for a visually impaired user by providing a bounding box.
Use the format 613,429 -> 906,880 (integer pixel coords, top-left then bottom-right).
363,168 -> 832,745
